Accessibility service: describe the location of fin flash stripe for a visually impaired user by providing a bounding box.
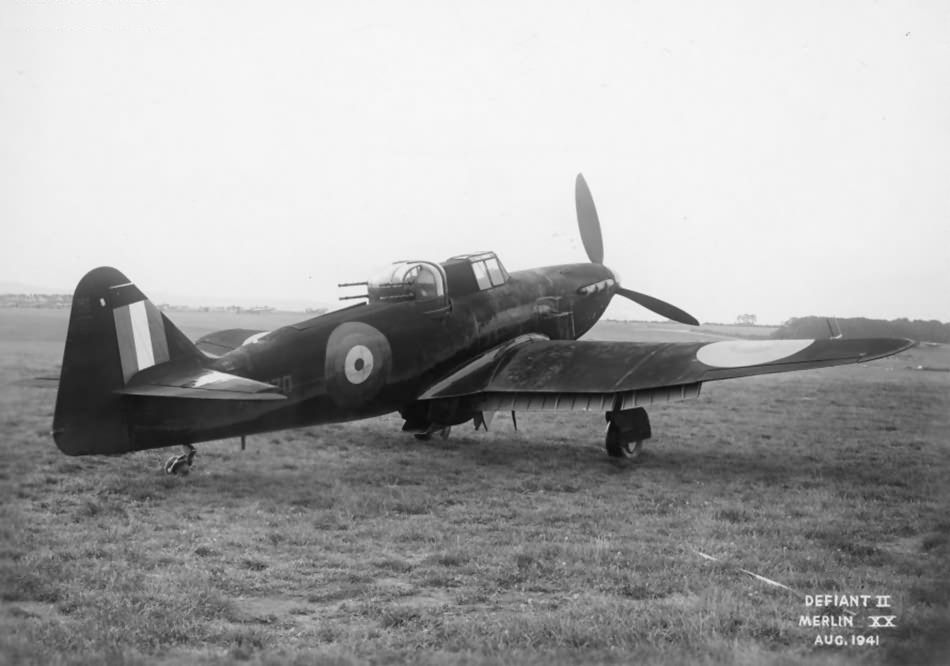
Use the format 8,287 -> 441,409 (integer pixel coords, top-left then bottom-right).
129,301 -> 154,371
113,299 -> 170,382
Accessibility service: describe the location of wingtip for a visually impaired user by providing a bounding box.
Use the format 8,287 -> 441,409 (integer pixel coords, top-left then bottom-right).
862,337 -> 918,362
899,338 -> 919,352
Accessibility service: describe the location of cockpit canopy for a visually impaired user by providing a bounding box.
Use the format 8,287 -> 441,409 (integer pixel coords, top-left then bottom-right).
441,251 -> 509,297
364,252 -> 509,305
367,261 -> 447,304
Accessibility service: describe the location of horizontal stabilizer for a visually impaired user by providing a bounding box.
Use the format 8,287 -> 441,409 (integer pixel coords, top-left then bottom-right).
117,368 -> 286,401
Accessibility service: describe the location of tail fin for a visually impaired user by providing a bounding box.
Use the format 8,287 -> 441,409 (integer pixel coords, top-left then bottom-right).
53,267 -> 204,455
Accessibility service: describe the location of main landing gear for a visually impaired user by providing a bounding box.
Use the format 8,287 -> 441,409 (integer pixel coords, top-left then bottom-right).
164,444 -> 196,475
604,407 -> 652,460
413,426 -> 452,441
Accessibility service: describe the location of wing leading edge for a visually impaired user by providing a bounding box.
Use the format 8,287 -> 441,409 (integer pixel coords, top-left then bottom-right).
418,337 -> 915,406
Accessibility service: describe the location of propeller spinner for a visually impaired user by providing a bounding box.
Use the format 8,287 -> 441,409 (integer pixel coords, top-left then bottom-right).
575,174 -> 699,326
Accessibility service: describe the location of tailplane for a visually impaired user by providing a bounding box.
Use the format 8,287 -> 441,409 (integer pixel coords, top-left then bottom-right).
53,267 -> 204,455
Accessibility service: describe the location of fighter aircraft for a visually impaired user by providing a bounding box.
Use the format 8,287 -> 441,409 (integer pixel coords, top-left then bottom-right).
52,175 -> 914,474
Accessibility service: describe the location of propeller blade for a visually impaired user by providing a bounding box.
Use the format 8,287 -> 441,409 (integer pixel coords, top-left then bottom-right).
616,286 -> 700,326
575,173 -> 604,264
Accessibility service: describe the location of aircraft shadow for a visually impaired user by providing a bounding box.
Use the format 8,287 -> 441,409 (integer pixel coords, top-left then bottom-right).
164,430 -> 903,506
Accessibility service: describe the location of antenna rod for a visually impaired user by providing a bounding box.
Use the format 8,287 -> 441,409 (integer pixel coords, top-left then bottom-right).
825,317 -> 842,339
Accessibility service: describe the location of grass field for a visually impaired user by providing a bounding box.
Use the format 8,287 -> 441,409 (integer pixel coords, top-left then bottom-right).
1,308 -> 948,665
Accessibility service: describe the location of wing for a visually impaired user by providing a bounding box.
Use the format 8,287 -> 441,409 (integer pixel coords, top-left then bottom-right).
116,367 -> 285,401
195,329 -> 267,357
418,335 -> 915,412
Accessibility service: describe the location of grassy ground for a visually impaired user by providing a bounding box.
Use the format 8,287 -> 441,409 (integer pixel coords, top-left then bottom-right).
1,308 -> 948,665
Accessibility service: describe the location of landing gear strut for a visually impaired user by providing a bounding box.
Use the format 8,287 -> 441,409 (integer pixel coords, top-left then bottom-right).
605,407 -> 651,460
164,444 -> 196,475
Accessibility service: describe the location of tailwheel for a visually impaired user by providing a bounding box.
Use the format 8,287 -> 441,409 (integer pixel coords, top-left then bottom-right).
164,445 -> 196,475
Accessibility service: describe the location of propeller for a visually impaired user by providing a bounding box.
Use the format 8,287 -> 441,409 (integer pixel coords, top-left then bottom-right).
575,173 -> 699,326
614,286 -> 699,327
575,174 -> 604,264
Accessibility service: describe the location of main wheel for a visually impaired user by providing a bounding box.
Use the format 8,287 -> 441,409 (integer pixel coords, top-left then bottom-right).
623,439 -> 644,460
414,426 -> 452,441
605,421 -> 626,458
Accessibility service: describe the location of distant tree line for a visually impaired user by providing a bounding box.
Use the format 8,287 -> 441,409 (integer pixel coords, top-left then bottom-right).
0,293 -> 71,308
773,316 -> 950,343
0,293 -> 327,315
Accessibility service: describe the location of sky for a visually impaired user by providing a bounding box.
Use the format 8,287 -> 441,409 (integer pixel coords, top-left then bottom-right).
2,1 -> 949,324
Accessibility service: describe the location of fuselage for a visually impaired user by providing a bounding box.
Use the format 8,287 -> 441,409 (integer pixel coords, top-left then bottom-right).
128,261 -> 616,445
